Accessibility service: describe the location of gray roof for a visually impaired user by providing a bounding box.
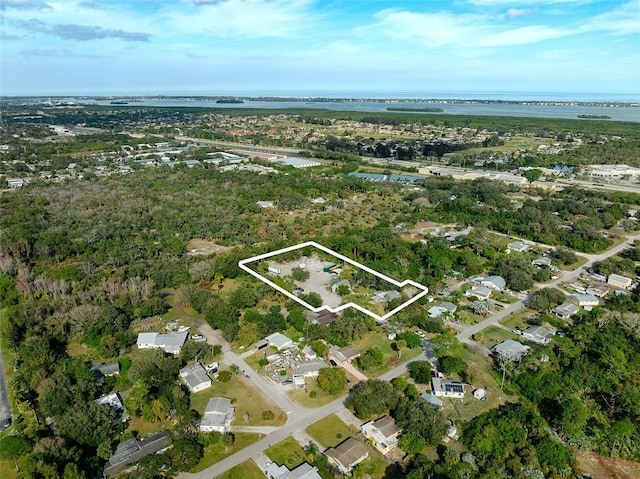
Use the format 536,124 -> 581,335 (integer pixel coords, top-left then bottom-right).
522,325 -> 555,343
552,302 -> 580,317
201,397 -> 234,431
279,463 -> 322,479
420,393 -> 444,407
292,360 -> 326,376
483,276 -> 506,289
266,332 -> 294,349
569,293 -> 599,305
91,362 -> 120,377
180,363 -> 211,391
469,285 -> 492,297
492,339 -> 530,360
104,431 -> 170,476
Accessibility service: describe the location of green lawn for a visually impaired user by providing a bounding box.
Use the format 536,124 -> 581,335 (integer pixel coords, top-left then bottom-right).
191,375 -> 286,427
474,326 -> 519,349
0,460 -> 18,479
357,445 -> 392,479
500,309 -> 536,330
265,437 -> 307,469
287,378 -> 346,408
306,414 -> 355,449
350,330 -> 422,378
215,460 -> 265,479
191,433 -> 263,472
439,346 -> 519,423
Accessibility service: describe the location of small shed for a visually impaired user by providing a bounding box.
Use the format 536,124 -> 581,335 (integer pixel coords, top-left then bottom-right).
473,388 -> 486,400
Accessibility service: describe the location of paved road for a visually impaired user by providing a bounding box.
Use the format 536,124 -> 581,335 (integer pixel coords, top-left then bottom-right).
178,346 -> 428,479
0,346 -> 12,429
457,232 -> 640,343
179,231 -> 638,479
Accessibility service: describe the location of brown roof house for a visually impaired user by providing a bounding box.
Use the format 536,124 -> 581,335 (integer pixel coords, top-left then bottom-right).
325,437 -> 369,474
361,416 -> 401,454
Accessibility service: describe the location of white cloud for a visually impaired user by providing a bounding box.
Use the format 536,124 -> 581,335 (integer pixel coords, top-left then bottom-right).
368,8 -> 569,49
166,0 -> 318,39
504,7 -> 537,18
581,0 -> 640,35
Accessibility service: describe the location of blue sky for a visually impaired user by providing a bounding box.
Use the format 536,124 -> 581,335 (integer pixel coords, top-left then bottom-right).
1,0 -> 639,98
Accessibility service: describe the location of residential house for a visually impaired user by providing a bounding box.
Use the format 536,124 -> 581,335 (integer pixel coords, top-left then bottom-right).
292,360 -> 326,378
465,285 -> 492,301
265,462 -> 322,479
7,178 -> 24,188
200,397 -> 234,433
256,200 -> 275,208
431,378 -> 465,398
103,431 -> 170,477
420,392 -> 444,408
180,363 -> 212,393
95,392 -> 129,421
305,310 -> 338,326
521,325 -> 555,345
90,362 -> 120,383
492,339 -> 530,361
361,416 -> 401,454
551,302 -> 580,319
480,276 -> 506,291
371,290 -> 401,303
532,256 -> 552,268
569,294 -> 599,308
329,345 -> 360,364
136,331 -> 188,354
608,274 -> 633,289
266,332 -> 294,350
586,283 -> 610,298
507,242 -> 529,253
428,301 -> 457,319
325,437 -> 369,474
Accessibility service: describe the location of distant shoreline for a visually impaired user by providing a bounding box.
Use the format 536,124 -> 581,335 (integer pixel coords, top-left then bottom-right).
2,95 -> 639,108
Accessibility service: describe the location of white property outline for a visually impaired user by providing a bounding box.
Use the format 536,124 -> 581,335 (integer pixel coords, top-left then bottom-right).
238,241 -> 429,322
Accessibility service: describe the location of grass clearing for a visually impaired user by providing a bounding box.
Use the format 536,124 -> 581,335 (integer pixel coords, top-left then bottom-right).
126,416 -> 172,437
358,445 -> 392,478
306,413 -> 356,448
474,326 -> 518,349
265,436 -> 307,469
215,460 -> 265,479
192,433 -> 263,473
190,375 -> 286,427
350,330 -> 422,378
0,459 -> 18,479
500,309 -> 536,330
287,374 -> 350,408
440,346 -> 519,423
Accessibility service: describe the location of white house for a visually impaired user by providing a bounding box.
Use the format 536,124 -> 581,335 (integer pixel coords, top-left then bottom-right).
569,294 -> 599,307
180,363 -> 212,393
492,339 -> 530,361
532,256 -> 552,268
266,332 -> 294,350
200,397 -> 234,433
257,200 -> 275,208
265,462 -> 322,479
466,285 -> 492,301
136,331 -> 188,354
507,242 -> 529,253
608,274 -> 633,289
521,325 -> 555,345
361,416 -> 401,454
480,276 -> 506,290
428,302 -> 457,319
431,378 -> 465,398
292,360 -> 325,378
551,302 -> 580,319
